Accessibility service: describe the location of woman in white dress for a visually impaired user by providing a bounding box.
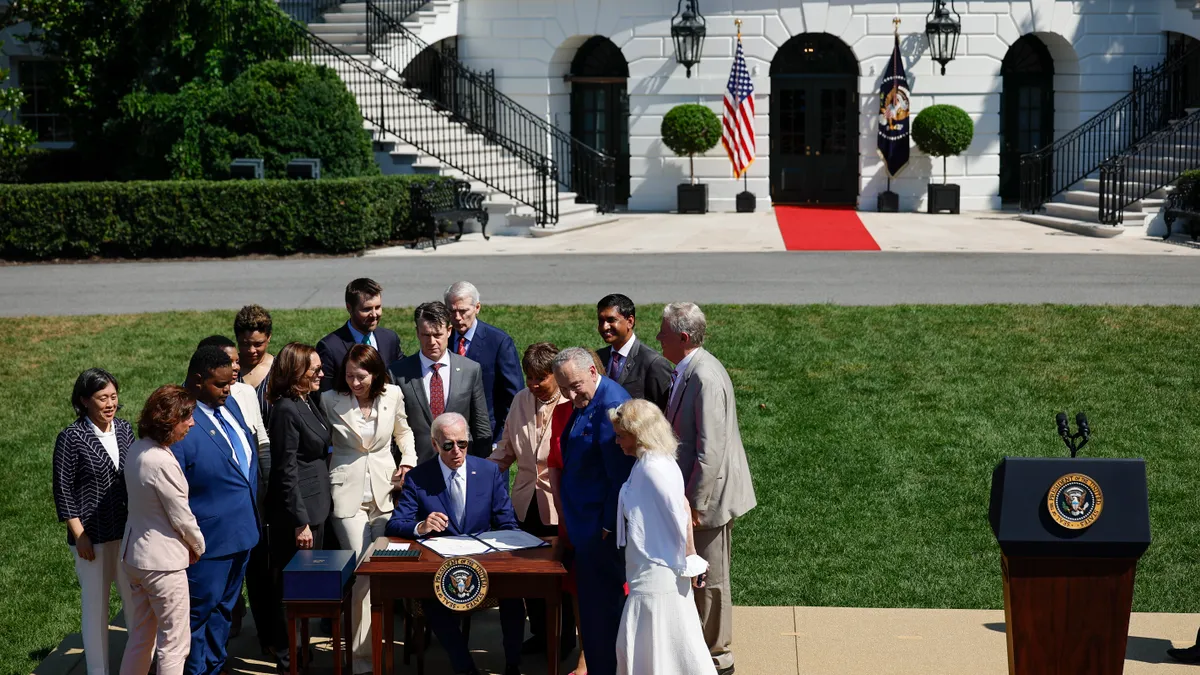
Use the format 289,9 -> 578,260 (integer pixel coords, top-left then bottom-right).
609,399 -> 716,675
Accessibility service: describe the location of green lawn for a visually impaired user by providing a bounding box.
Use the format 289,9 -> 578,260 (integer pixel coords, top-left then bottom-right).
3,305 -> 1200,674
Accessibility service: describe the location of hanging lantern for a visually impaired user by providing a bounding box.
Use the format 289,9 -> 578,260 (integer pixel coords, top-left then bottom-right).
925,0 -> 961,76
671,0 -> 706,78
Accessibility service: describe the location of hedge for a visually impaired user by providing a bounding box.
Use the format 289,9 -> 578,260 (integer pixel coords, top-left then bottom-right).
0,175 -> 449,260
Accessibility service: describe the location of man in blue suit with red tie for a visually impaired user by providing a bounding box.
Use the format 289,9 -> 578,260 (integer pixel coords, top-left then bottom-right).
445,281 -> 523,441
551,347 -> 634,675
387,412 -> 526,675
173,346 -> 261,675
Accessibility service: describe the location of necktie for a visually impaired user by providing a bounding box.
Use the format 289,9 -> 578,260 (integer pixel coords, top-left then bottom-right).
457,336 -> 467,356
215,408 -> 250,480
361,332 -> 372,346
429,363 -> 445,418
608,352 -> 624,380
448,470 -> 466,527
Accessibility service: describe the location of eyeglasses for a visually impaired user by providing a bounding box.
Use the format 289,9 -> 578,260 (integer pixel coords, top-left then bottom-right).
440,440 -> 469,452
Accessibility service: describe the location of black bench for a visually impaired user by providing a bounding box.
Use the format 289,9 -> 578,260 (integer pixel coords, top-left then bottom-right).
408,180 -> 489,250
1161,187 -> 1200,240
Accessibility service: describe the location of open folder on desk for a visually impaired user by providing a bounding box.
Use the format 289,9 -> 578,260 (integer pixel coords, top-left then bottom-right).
421,530 -> 549,557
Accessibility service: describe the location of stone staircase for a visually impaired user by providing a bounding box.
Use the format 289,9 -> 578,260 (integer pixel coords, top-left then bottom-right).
1019,131 -> 1200,238
304,1 -> 615,236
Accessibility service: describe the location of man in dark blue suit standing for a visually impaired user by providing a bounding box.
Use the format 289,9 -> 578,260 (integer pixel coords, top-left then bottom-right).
386,412 -> 526,675
172,346 -> 260,675
551,347 -> 634,675
317,278 -> 405,391
445,281 -> 523,443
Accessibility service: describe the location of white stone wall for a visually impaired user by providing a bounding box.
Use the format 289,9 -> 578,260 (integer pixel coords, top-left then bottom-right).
457,0 -> 1175,212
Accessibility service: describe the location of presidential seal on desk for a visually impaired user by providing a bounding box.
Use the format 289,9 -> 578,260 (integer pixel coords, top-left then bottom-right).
434,557 -> 489,611
1047,473 -> 1103,530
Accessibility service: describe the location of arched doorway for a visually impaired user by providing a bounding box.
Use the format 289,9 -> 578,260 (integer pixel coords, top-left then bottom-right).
569,37 -> 630,205
999,35 -> 1055,202
769,33 -> 858,205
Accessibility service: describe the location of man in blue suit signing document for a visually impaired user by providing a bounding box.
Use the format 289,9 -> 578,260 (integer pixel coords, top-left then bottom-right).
172,346 -> 261,675
387,412 -> 525,675
551,347 -> 634,675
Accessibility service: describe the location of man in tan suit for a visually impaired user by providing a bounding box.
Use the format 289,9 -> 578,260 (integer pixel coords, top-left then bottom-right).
657,302 -> 756,675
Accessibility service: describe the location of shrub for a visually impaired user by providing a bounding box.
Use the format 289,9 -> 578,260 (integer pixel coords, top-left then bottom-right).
660,104 -> 722,184
911,104 -> 974,184
0,174 -> 447,260
115,60 -> 378,181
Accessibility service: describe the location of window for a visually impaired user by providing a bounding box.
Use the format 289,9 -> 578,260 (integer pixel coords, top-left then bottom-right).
17,60 -> 71,143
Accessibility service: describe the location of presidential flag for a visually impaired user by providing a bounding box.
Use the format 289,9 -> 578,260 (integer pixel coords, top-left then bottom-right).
877,33 -> 911,178
722,31 -> 756,179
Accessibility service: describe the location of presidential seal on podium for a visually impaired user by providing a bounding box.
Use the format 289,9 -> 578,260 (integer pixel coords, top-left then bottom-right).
1047,473 -> 1104,530
434,556 -> 489,611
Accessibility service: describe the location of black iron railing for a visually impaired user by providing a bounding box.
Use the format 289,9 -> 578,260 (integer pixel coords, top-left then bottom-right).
365,0 -> 616,214
218,0 -> 567,225
1096,108 -> 1200,224
1020,43 -> 1200,213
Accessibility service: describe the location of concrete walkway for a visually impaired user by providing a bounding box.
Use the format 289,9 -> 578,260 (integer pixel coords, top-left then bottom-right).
31,606 -> 1200,674
364,211 -> 1200,257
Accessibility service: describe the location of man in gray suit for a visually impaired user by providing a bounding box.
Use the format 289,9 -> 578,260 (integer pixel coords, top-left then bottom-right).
657,302 -> 756,675
388,301 -> 492,463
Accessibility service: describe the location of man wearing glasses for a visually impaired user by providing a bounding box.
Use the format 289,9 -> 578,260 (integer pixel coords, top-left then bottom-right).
386,413 -> 526,675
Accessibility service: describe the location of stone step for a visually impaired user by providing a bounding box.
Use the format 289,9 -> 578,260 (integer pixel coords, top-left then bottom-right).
1044,201 -> 1147,224
1019,213 -> 1126,238
315,12 -> 367,23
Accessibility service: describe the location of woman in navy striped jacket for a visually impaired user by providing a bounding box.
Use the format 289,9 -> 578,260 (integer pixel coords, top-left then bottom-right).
52,368 -> 134,675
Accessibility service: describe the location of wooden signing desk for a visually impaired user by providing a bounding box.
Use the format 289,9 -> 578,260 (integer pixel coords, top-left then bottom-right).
359,536 -> 567,675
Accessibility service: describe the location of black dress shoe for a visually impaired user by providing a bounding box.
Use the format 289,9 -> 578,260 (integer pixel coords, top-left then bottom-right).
717,666 -> 735,675
1168,645 -> 1200,663
504,665 -> 521,675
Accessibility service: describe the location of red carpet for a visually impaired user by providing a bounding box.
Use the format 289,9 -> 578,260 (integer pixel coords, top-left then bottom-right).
774,205 -> 880,251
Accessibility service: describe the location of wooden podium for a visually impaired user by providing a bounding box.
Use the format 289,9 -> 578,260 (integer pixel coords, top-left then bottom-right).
990,458 -> 1151,675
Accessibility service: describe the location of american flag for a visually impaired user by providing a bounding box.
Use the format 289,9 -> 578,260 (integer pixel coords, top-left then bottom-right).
722,33 -> 756,179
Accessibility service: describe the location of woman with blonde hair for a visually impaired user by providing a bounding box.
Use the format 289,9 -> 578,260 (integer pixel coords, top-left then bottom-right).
609,399 -> 714,675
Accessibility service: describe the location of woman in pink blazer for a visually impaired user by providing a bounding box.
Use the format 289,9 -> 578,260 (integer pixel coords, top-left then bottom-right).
488,342 -> 577,656
120,385 -> 206,675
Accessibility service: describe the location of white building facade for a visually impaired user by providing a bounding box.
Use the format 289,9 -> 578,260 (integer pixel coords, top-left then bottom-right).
5,0 -> 1200,221
451,0 -> 1196,213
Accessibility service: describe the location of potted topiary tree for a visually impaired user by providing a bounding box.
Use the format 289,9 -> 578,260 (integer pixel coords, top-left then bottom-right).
911,104 -> 974,214
661,103 -> 722,214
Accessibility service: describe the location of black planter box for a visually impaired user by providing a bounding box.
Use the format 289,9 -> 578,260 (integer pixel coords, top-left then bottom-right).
877,190 -> 899,213
678,183 -> 708,214
736,191 -> 756,213
927,183 -> 960,214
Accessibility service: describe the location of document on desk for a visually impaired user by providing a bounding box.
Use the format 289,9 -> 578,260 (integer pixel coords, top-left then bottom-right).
421,530 -> 550,557
475,530 -> 549,551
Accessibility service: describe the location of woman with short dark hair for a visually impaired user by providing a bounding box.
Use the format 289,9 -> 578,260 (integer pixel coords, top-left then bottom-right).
320,343 -> 417,674
53,368 -> 134,675
120,385 -> 205,675
234,304 -> 274,420
264,342 -> 332,673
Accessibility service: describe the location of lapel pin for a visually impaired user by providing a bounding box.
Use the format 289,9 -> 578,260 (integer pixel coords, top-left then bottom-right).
455,367 -> 461,372
209,430 -> 216,436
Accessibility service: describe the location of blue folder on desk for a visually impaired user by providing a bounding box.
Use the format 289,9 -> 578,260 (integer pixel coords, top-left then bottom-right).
283,549 -> 356,601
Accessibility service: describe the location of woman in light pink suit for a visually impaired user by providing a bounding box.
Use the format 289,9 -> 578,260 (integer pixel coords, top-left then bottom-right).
120,385 -> 206,675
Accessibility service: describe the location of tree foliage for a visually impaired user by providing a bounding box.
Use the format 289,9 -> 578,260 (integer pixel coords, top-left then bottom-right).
10,0 -> 296,158
660,103 -> 722,183
115,61 -> 378,180
0,43 -> 37,177
912,104 -> 974,184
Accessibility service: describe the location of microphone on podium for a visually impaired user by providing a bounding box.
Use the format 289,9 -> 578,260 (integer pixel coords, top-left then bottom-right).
1056,412 -> 1071,441
1075,412 -> 1090,442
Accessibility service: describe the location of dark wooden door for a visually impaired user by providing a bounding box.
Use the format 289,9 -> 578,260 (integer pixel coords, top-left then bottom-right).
1000,36 -> 1055,202
770,76 -> 857,204
571,82 -> 630,205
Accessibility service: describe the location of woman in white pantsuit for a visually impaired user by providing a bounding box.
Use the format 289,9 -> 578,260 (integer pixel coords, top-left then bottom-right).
609,399 -> 715,675
120,385 -> 206,675
320,344 -> 417,675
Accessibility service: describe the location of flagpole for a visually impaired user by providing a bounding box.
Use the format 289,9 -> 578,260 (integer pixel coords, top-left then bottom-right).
732,17 -> 755,213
